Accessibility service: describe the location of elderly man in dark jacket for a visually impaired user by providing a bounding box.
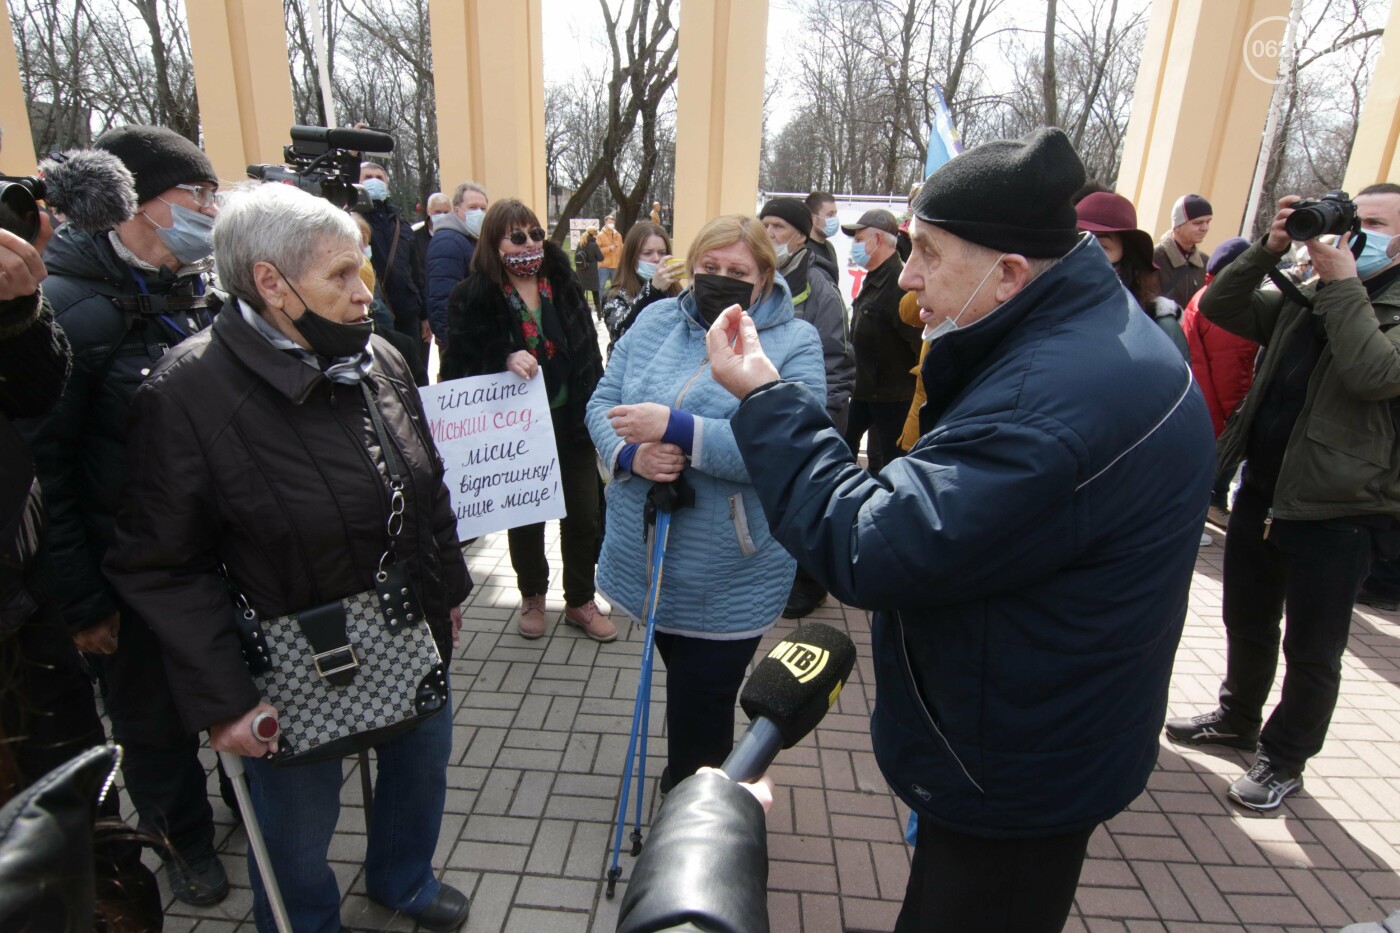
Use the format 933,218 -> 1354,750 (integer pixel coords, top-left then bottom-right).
843,208 -> 921,473
14,124 -> 230,905
424,180 -> 488,354
1166,184 -> 1400,812
705,128 -> 1214,931
359,162 -> 428,363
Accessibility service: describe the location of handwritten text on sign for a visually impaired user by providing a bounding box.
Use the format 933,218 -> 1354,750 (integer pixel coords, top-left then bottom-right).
419,372 -> 565,540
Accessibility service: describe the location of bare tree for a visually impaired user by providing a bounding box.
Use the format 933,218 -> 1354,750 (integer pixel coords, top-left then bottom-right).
332,0 -> 437,212
547,0 -> 679,243
10,0 -> 199,154
1251,0 -> 1385,237
766,0 -> 1011,195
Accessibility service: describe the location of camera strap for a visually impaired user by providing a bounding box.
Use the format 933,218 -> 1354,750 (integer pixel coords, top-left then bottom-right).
1264,266 -> 1314,311
377,222 -> 403,321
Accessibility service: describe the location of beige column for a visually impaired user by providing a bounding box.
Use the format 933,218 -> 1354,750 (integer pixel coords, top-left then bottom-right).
429,0 -> 546,219
671,0 -> 769,252
1117,0 -> 1290,251
185,0 -> 296,184
1343,0 -> 1400,193
0,0 -> 38,175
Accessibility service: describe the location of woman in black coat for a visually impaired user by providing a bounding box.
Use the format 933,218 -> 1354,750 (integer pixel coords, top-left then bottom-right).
441,200 -> 613,643
105,183 -> 474,932
574,227 -> 603,315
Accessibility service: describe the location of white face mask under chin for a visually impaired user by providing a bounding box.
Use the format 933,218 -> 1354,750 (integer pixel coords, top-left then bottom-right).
923,254 -> 1007,342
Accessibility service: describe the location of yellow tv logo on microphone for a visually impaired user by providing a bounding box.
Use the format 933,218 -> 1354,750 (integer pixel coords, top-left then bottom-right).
771,640 -> 829,684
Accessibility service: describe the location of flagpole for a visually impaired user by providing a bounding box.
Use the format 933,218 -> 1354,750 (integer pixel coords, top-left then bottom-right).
308,0 -> 338,127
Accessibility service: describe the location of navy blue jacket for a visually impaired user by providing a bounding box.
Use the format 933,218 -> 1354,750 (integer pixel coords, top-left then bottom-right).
424,214 -> 476,341
731,235 -> 1214,837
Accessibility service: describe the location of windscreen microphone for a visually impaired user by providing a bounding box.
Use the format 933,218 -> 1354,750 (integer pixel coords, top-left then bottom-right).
38,148 -> 139,231
721,621 -> 857,783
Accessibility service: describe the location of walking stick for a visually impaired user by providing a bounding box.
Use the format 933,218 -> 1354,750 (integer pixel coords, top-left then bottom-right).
605,476 -> 693,899
218,747 -> 292,933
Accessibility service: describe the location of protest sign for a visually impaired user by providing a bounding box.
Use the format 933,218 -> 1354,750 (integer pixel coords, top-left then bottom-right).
419,371 -> 566,540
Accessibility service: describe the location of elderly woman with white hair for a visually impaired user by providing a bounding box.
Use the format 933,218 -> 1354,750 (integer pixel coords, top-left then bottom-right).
105,183 -> 473,933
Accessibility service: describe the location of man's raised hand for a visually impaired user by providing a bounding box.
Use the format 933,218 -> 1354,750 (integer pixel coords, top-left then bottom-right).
705,305 -> 780,400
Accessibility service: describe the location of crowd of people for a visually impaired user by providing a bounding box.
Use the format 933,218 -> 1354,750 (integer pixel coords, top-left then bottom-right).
3,115 -> 1400,933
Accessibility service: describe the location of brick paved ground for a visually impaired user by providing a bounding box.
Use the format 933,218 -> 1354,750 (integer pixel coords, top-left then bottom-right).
142,531 -> 1400,932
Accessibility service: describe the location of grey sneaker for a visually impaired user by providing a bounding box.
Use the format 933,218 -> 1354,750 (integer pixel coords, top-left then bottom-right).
1229,755 -> 1302,811
1164,710 -> 1259,751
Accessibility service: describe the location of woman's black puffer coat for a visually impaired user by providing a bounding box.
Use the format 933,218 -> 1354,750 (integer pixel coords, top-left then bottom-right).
440,241 -> 602,445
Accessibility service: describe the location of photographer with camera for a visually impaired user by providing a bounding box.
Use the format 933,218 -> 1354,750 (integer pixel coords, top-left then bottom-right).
13,124 -> 232,904
1166,184 -> 1400,812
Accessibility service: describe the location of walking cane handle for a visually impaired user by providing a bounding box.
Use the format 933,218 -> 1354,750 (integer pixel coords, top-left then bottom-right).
251,712 -> 280,743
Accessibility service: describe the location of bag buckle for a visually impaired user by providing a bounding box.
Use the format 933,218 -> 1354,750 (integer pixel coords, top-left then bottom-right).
312,645 -> 360,681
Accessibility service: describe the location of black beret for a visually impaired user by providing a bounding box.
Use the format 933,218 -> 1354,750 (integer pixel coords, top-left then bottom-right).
759,197 -> 813,239
912,127 -> 1085,258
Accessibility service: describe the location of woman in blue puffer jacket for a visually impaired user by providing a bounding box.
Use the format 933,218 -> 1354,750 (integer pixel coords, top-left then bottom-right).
587,215 -> 826,789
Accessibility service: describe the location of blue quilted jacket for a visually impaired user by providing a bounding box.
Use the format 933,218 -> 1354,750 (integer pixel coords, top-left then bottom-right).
586,279 -> 826,637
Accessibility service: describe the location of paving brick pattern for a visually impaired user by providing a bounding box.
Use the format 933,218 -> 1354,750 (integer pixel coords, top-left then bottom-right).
138,534 -> 1400,932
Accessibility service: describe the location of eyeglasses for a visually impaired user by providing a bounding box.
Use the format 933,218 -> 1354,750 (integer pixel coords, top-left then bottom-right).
174,183 -> 218,209
505,227 -> 546,246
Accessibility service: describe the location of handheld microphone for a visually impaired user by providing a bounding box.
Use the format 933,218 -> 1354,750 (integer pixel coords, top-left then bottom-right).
36,148 -> 139,231
721,621 -> 857,783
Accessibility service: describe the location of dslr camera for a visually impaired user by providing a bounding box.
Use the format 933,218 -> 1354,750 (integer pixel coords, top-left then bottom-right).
0,174 -> 46,242
1285,190 -> 1360,242
248,125 -> 394,211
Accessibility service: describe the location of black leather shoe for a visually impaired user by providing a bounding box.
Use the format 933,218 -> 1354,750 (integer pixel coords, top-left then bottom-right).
782,577 -> 827,619
408,884 -> 471,932
165,853 -> 229,906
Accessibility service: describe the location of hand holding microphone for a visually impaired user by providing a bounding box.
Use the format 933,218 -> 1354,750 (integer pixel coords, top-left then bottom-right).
721,621 -> 858,783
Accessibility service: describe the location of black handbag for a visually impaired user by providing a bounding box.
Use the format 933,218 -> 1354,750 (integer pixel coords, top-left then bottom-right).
227,381 -> 448,766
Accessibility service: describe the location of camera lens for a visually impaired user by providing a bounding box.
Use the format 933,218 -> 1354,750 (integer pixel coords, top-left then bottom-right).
1284,197 -> 1353,241
0,181 -> 41,243
1284,207 -> 1326,242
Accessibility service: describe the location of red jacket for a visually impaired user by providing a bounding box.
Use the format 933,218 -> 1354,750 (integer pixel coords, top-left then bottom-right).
1182,278 -> 1259,437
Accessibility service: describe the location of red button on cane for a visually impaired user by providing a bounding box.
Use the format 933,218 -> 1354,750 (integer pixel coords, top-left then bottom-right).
251,712 -> 280,743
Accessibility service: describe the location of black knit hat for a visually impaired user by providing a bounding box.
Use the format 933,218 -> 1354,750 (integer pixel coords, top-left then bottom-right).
93,125 -> 218,205
912,127 -> 1085,258
759,197 -> 813,239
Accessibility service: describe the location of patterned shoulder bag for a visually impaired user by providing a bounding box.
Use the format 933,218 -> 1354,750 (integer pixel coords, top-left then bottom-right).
225,381 -> 448,766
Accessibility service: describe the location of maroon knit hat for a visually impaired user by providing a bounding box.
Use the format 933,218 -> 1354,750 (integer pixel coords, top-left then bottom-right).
1076,192 -> 1156,270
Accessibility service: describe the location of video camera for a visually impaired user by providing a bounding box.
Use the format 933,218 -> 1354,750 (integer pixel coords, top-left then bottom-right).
247,125 -> 394,212
1285,190 -> 1360,242
0,174 -> 45,241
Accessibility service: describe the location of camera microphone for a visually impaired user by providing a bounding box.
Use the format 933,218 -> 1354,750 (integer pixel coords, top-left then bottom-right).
39,149 -> 139,231
721,621 -> 857,783
290,125 -> 395,154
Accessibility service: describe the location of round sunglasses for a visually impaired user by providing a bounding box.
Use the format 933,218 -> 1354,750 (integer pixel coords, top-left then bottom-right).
504,227 -> 546,246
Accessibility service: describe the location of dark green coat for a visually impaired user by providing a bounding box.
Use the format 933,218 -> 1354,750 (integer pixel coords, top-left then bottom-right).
1204,239 -> 1400,521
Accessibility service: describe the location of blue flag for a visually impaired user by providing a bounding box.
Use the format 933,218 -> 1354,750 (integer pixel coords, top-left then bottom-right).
924,85 -> 965,178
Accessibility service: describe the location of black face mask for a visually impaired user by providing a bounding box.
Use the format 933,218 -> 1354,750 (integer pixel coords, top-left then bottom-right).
289,309 -> 373,359
691,273 -> 757,327
275,268 -> 373,359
